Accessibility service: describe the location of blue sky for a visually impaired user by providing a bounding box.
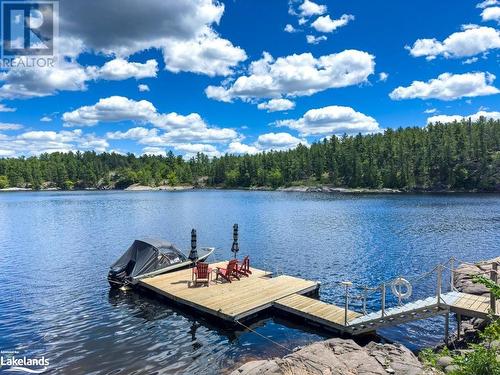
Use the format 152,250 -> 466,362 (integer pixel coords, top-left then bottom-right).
0,0 -> 499,157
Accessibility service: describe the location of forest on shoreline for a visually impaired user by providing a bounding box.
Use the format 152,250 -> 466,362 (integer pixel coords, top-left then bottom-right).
0,118 -> 499,192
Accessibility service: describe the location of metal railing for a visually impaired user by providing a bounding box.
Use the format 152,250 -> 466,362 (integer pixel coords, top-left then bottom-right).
340,258 -> 499,325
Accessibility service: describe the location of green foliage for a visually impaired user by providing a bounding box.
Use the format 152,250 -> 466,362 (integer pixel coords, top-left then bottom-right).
0,118 -> 498,190
420,277 -> 500,375
62,180 -> 74,190
0,175 -> 8,189
167,171 -> 178,187
474,275 -> 500,299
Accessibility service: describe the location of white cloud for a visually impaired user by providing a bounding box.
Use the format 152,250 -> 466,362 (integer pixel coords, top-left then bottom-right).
226,141 -> 260,155
0,122 -> 23,130
106,127 -> 158,140
463,57 -> 479,64
66,96 -> 241,148
406,25 -> 500,60
298,0 -> 327,17
0,129 -> 109,156
0,59 -> 91,100
389,72 -> 500,101
311,14 -> 354,33
142,147 -> 166,157
206,50 -> 375,102
256,132 -> 307,151
92,59 -> 158,80
257,99 -> 296,112
0,0 -> 247,101
0,58 -> 157,100
427,110 -> 500,123
424,108 -> 437,114
306,35 -> 327,44
138,84 -> 150,92
40,116 -> 52,122
284,24 -> 297,33
481,6 -> 500,22
378,72 -> 389,82
161,28 -> 246,76
0,104 -> 16,112
275,105 -> 381,136
63,96 -> 157,126
477,0 -> 498,8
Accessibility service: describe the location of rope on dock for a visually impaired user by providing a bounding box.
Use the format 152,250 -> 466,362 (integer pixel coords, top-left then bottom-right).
235,320 -> 294,353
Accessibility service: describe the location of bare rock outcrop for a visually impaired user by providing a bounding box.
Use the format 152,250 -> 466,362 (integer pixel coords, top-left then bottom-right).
230,338 -> 426,375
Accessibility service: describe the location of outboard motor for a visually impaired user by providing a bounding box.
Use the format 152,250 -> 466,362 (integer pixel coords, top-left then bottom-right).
108,259 -> 135,287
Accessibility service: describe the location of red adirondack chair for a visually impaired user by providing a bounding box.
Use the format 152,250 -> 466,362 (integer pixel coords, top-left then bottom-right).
192,262 -> 212,287
216,259 -> 240,283
236,256 -> 252,277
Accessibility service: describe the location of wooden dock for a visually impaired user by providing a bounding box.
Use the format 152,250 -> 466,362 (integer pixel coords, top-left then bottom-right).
139,261 -> 319,321
138,259 -> 498,337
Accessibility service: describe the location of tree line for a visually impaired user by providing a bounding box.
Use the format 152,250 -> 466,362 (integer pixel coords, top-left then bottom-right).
0,118 -> 499,191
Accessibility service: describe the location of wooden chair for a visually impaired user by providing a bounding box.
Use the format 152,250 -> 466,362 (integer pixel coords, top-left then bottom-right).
236,256 -> 252,277
192,262 -> 212,287
216,259 -> 240,283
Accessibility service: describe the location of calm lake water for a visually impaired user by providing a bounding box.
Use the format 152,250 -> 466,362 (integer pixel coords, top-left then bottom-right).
0,191 -> 499,374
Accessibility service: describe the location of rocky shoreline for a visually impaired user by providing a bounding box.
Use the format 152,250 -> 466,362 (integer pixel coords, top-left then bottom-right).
230,257 -> 499,375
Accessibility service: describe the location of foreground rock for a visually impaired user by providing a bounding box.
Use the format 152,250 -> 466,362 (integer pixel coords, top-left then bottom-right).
230,338 -> 428,375
453,256 -> 500,296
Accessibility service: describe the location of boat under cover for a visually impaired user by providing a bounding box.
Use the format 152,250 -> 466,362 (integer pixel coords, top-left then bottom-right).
108,238 -> 214,288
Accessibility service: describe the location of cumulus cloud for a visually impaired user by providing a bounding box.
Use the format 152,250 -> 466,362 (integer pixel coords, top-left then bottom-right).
275,105 -> 381,136
63,96 -> 157,126
0,104 -> 16,112
424,108 -> 437,114
0,123 -> 23,130
226,141 -> 260,155
142,147 -> 166,157
40,116 -> 52,122
205,50 -> 375,102
297,0 -> 327,17
0,0 -> 246,101
138,84 -> 150,92
63,96 -> 241,152
92,59 -> 158,80
284,24 -> 298,33
306,35 -> 327,44
427,110 -> 500,123
406,25 -> 500,60
481,6 -> 500,22
0,58 -> 158,100
256,132 -> 307,151
477,0 -> 498,8
162,28 -> 246,76
257,99 -> 296,112
311,14 -> 354,33
389,72 -> 500,101
0,129 -> 109,156
378,72 -> 389,82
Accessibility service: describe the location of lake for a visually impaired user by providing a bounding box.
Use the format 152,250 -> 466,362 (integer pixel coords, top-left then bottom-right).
0,190 -> 499,374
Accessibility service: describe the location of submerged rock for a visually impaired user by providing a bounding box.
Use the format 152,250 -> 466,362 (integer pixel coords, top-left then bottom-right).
230,338 -> 425,375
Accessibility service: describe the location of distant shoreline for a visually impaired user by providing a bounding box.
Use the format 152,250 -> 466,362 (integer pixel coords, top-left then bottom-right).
1,184 -> 498,194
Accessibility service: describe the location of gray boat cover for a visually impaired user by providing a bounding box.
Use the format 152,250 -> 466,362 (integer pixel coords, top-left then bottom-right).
110,238 -> 187,278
